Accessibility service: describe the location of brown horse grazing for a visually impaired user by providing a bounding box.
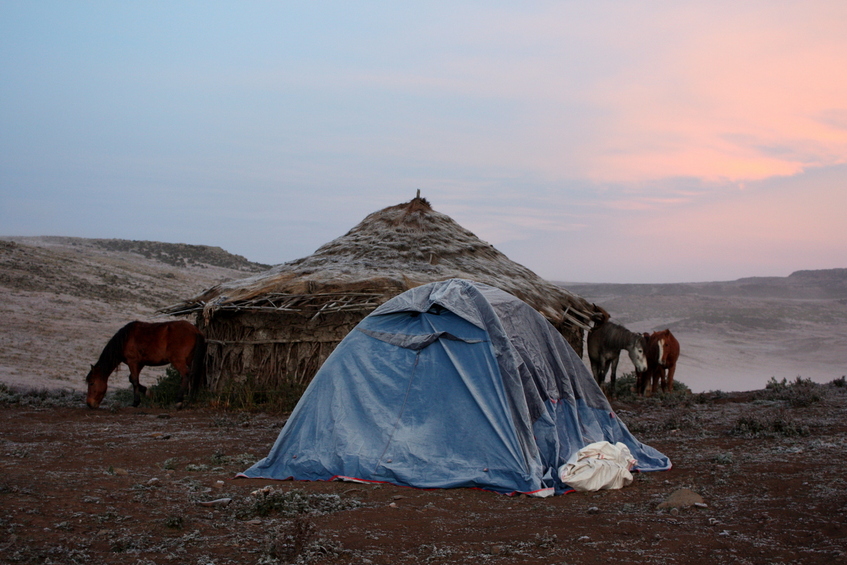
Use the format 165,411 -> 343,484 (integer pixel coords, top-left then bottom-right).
85,320 -> 205,409
636,329 -> 680,396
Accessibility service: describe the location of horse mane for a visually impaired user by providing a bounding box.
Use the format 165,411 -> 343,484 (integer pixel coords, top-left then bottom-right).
93,322 -> 134,374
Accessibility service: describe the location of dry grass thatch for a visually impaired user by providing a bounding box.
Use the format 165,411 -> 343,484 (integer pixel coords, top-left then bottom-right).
160,196 -> 604,390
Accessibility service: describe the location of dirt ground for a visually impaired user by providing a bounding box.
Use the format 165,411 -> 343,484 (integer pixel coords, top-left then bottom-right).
2,384 -> 846,565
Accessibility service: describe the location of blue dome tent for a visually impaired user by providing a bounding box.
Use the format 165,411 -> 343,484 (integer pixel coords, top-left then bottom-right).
240,279 -> 670,496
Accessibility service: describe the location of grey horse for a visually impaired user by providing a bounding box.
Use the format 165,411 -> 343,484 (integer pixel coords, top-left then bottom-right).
587,320 -> 648,395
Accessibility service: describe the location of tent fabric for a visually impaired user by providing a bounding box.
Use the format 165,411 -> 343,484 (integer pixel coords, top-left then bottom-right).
239,279 -> 670,495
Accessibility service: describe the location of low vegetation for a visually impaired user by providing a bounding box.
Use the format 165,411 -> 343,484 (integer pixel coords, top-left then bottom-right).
759,375 -> 825,407
728,411 -> 811,438
609,372 -> 691,404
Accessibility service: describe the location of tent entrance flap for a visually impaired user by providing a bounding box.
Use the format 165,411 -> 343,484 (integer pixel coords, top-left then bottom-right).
357,327 -> 483,350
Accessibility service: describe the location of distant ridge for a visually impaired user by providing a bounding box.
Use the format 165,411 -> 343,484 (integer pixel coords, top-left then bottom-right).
89,238 -> 271,271
3,236 -> 270,272
559,268 -> 847,300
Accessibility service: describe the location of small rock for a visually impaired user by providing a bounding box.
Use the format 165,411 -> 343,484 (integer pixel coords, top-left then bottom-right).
214,480 -> 225,489
245,519 -> 262,525
578,535 -> 590,542
392,495 -> 407,500
388,502 -> 397,508
488,544 -> 503,555
251,485 -> 275,496
670,507 -> 679,516
694,502 -> 708,508
147,478 -> 160,486
113,468 -> 128,476
657,488 -> 705,509
587,506 -> 599,514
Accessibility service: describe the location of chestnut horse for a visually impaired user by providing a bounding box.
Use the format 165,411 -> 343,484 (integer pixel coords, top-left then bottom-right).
85,320 -> 205,409
587,319 -> 648,396
636,329 -> 680,396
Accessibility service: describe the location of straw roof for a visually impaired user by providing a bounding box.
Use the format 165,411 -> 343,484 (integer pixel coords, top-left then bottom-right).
161,196 -> 602,333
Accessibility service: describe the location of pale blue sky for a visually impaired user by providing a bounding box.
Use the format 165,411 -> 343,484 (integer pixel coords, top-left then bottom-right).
2,1 -> 845,283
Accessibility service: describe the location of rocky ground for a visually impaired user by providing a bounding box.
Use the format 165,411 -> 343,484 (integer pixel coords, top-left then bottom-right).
2,382 -> 846,564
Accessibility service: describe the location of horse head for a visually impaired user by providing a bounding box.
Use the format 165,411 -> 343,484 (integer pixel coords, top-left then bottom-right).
628,333 -> 648,373
85,364 -> 108,409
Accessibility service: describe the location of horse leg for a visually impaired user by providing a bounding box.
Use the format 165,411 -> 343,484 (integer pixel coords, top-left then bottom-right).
126,362 -> 146,407
643,367 -> 655,397
652,367 -> 665,396
665,364 -> 676,392
590,358 -> 605,387
608,356 -> 620,397
635,370 -> 647,396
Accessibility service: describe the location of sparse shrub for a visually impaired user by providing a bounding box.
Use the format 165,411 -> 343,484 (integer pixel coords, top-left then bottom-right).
729,416 -> 767,437
211,412 -> 253,428
660,408 -> 699,430
184,463 -> 210,472
533,531 -> 557,549
667,379 -> 691,394
610,373 -> 692,406
769,415 -> 811,437
695,389 -> 726,404
210,451 -> 260,468
163,515 -> 184,530
109,387 -> 136,407
237,487 -> 362,520
97,511 -> 117,524
713,453 -> 734,465
0,384 -> 85,407
161,457 -> 181,471
761,376 -> 822,408
610,374 -> 638,400
630,408 -> 701,436
830,376 -> 846,388
728,412 -> 809,438
144,367 -> 185,406
264,517 -> 316,563
766,377 -> 785,391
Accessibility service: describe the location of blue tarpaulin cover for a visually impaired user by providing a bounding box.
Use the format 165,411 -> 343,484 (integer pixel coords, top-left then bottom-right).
239,279 -> 670,495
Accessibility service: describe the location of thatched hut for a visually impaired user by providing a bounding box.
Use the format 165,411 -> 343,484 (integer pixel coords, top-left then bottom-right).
161,196 -> 604,393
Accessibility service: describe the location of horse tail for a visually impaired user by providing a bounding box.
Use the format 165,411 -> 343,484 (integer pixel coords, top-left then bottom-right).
189,331 -> 207,395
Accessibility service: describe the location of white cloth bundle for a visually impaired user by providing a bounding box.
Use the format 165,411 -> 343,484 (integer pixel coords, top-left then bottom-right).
559,441 -> 637,491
